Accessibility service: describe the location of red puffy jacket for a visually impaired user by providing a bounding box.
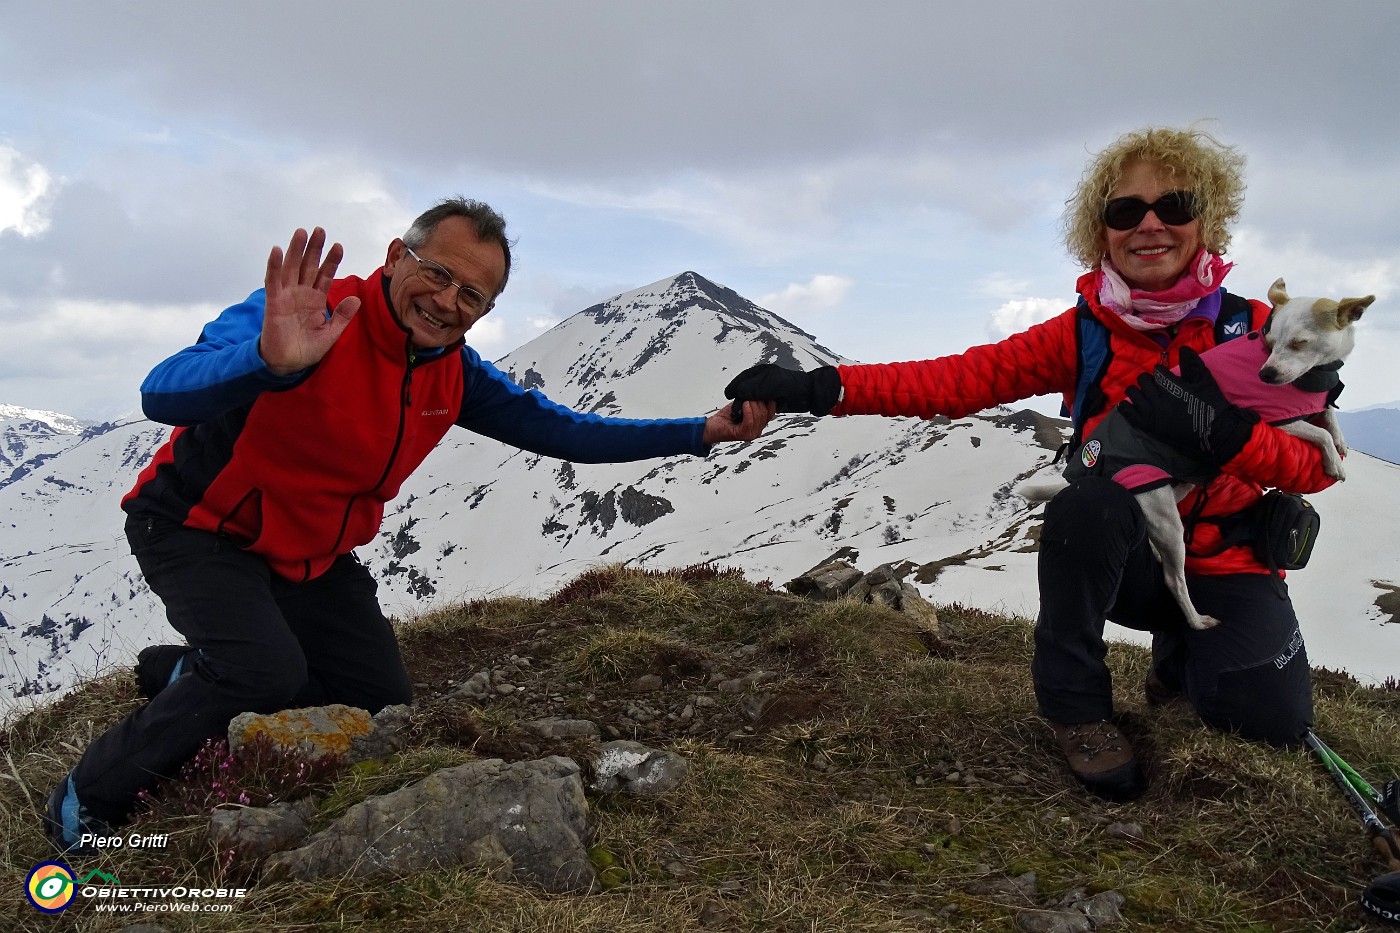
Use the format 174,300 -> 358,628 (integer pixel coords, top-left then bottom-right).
126,272 -> 465,582
832,271 -> 1337,575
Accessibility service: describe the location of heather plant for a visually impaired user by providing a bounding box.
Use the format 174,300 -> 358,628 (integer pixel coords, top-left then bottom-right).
135,733 -> 343,821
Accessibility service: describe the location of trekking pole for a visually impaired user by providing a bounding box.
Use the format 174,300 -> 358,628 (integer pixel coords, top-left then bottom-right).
1309,732 -> 1400,828
1304,731 -> 1400,871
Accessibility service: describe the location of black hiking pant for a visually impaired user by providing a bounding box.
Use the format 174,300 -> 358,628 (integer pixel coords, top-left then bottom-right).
70,515 -> 414,825
1031,476 -> 1313,746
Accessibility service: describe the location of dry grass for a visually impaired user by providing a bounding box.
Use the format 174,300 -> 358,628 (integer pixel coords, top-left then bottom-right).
2,570 -> 1397,931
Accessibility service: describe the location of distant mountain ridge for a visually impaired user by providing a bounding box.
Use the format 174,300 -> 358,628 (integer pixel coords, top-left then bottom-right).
1336,406 -> 1400,465
3,273 -> 1399,714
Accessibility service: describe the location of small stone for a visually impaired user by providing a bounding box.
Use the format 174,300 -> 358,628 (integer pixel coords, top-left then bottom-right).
495,683 -> 517,696
738,694 -> 770,721
633,674 -> 664,691
1014,909 -> 1092,932
1079,890 -> 1126,926
453,671 -> 492,700
896,909 -> 938,922
694,695 -> 717,708
1105,821 -> 1144,841
698,898 -> 727,927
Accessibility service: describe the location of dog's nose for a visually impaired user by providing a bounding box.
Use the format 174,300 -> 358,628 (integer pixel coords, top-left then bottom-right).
1259,365 -> 1284,385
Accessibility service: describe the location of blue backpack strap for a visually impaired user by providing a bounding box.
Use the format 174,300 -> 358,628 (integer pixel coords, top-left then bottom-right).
1061,296 -> 1114,460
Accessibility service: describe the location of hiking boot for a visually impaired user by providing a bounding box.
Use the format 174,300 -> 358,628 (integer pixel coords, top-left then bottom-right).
1051,721 -> 1146,801
1144,670 -> 1184,708
42,775 -> 111,855
135,645 -> 192,700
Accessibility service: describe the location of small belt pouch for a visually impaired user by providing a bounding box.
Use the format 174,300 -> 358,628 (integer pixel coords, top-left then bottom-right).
1252,491 -> 1320,571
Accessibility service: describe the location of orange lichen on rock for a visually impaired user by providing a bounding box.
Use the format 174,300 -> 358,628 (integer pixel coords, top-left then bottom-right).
233,704 -> 373,760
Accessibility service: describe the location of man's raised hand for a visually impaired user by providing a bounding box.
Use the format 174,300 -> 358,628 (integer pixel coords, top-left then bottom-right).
259,227 -> 361,376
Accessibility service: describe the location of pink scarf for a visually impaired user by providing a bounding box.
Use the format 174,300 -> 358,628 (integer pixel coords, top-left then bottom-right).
1098,249 -> 1233,331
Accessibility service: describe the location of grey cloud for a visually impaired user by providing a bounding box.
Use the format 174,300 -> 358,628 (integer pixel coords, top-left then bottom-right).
0,155 -> 412,309
4,2 -> 1398,181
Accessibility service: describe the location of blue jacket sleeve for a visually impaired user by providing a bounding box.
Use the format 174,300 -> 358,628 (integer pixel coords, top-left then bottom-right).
454,348 -> 709,462
140,290 -> 305,425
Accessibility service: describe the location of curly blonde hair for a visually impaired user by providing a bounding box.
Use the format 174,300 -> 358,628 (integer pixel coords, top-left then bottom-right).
1063,126 -> 1246,269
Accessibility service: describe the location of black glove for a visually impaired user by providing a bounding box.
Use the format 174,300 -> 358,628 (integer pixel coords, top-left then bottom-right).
1119,346 -> 1259,466
724,364 -> 842,416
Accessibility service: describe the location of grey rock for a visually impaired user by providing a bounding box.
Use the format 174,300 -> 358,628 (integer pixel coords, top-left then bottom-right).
698,897 -> 728,927
210,799 -> 316,859
784,560 -> 864,600
264,756 -> 596,894
867,579 -> 904,608
632,673 -> 664,691
453,671 -> 493,700
898,583 -> 940,631
844,580 -> 872,603
717,670 -> 777,694
1079,890 -> 1126,926
523,718 -> 601,741
1105,821 -> 1144,840
228,703 -> 410,766
864,563 -> 901,587
1014,909 -> 1093,933
351,704 -> 412,762
591,740 -> 689,796
896,908 -> 939,924
784,560 -> 938,631
738,693 -> 772,722
968,871 -> 1037,906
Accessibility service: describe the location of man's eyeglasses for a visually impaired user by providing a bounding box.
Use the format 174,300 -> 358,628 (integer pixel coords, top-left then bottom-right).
403,246 -> 492,315
1102,191 -> 1198,231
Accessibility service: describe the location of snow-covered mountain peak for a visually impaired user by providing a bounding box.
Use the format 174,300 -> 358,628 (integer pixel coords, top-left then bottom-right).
497,272 -> 847,417
0,404 -> 87,436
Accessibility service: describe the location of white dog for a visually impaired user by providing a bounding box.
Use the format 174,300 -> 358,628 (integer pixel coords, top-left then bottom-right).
1019,278 -> 1374,631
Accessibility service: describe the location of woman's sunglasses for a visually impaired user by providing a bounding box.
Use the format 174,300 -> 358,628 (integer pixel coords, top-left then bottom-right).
1102,191 -> 1197,231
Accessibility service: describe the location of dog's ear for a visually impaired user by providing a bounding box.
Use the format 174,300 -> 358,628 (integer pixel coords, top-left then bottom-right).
1267,278 -> 1289,306
1336,294 -> 1375,326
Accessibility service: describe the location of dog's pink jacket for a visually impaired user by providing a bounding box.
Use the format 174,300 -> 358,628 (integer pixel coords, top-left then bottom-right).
1200,331 -> 1330,423
1110,331 -> 1331,491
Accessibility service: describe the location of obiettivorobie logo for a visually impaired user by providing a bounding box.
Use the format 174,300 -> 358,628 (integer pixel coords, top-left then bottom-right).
24,860 -> 247,914
25,862 -> 117,913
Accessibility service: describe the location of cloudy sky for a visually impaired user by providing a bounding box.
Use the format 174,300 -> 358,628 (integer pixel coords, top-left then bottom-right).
3,1 -> 1399,419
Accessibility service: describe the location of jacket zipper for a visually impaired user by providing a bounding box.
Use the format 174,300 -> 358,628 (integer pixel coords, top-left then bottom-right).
329,338 -> 417,559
